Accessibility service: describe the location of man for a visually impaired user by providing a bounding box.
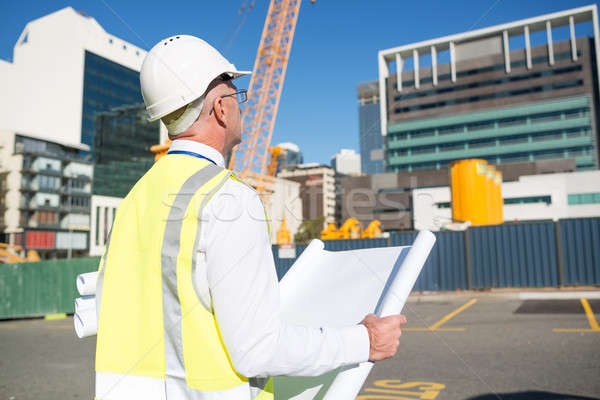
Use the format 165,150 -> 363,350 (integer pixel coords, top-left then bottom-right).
94,35 -> 406,400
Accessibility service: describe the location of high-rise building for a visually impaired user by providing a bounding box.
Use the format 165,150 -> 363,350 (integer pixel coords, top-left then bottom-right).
0,132 -> 92,257
0,7 -> 147,151
377,6 -> 600,173
275,142 -> 303,173
357,81 -> 384,175
331,149 -> 361,175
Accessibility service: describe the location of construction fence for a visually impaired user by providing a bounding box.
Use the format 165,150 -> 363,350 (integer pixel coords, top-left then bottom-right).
273,217 -> 600,290
1,217 -> 598,319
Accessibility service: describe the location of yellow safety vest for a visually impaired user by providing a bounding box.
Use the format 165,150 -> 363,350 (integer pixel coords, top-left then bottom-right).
95,154 -> 274,400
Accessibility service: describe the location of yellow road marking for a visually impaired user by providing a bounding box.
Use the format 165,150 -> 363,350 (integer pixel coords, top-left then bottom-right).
553,298 -> 600,333
581,298 -> 600,331
427,298 -> 477,330
44,313 -> 67,320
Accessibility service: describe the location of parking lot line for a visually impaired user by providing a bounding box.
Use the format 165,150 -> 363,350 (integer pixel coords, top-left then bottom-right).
402,299 -> 476,332
553,298 -> 600,333
428,298 -> 477,330
581,298 -> 600,330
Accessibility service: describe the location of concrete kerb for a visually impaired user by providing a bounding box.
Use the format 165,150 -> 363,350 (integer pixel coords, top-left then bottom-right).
407,288 -> 600,302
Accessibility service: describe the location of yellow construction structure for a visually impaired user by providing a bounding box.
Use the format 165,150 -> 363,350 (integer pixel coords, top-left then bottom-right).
0,243 -> 40,264
361,220 -> 382,239
320,222 -> 339,240
276,216 -> 291,245
150,139 -> 171,161
450,159 -> 503,226
321,218 -> 382,240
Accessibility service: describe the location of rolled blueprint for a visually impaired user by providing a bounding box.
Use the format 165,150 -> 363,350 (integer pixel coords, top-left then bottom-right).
76,272 -> 98,296
274,230 -> 435,399
74,306 -> 98,338
74,295 -> 96,314
322,230 -> 436,400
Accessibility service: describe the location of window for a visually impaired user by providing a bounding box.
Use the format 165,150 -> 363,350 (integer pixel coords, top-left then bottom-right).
568,193 -> 600,205
468,138 -> 496,149
504,196 -> 551,205
440,142 -> 464,152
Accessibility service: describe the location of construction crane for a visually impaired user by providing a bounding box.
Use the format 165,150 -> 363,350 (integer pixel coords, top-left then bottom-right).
267,145 -> 286,177
228,0 -> 307,193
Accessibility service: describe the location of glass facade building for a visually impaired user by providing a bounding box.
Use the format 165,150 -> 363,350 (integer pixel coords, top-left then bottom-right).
93,104 -> 159,198
82,50 -> 144,151
357,82 -> 384,175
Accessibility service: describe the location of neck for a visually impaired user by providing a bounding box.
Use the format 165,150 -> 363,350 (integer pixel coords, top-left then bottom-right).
172,132 -> 228,159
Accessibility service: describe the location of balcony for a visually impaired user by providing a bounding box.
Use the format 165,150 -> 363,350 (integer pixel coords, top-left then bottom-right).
25,221 -> 61,229
21,167 -> 62,177
20,185 -> 61,194
63,172 -> 93,181
59,186 -> 92,195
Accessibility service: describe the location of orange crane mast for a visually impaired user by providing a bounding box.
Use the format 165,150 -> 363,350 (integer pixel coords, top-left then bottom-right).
228,0 -> 304,191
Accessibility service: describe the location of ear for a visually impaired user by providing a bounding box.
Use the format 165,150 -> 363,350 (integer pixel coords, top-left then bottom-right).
212,96 -> 226,127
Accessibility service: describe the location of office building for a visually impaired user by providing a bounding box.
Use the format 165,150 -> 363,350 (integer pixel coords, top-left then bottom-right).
0,6 -> 147,152
277,163 -> 336,224
0,132 -> 92,257
340,159 -> 575,232
357,81 -> 384,175
378,6 -> 600,172
413,170 -> 600,231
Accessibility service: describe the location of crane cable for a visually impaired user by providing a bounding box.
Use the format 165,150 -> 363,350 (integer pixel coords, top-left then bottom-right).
220,0 -> 256,55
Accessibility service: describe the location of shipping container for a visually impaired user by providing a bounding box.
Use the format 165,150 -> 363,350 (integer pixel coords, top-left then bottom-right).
25,231 -> 55,249
55,232 -> 88,250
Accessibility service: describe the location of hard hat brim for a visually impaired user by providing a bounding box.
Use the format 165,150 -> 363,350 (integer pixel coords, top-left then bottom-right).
226,70 -> 252,79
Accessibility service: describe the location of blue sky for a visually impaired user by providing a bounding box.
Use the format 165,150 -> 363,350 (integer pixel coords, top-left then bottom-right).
1,0 -> 597,164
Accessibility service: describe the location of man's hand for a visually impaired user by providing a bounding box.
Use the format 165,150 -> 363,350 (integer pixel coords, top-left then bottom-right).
360,313 -> 407,362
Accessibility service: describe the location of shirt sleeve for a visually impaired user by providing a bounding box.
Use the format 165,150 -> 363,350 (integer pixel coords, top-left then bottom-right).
198,179 -> 370,378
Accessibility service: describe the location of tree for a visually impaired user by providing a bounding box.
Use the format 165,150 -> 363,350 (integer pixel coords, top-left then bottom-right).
293,216 -> 325,244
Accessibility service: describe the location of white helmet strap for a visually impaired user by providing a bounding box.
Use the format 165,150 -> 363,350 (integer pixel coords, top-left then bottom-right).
164,96 -> 205,135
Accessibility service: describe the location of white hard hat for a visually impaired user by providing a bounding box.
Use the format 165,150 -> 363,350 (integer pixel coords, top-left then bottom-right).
140,35 -> 250,121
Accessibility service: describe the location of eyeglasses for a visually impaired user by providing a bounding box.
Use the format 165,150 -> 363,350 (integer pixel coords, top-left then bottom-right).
222,89 -> 247,105
209,89 -> 248,115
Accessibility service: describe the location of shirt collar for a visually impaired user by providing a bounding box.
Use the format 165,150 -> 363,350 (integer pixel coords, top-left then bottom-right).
168,140 -> 226,168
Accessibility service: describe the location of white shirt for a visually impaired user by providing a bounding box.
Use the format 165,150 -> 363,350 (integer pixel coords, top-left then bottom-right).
167,140 -> 370,378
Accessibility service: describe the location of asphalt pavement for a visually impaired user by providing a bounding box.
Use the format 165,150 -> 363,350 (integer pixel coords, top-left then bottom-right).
1,293 -> 599,400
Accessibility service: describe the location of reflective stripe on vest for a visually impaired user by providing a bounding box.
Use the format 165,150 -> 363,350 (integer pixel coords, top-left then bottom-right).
95,155 -> 273,400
